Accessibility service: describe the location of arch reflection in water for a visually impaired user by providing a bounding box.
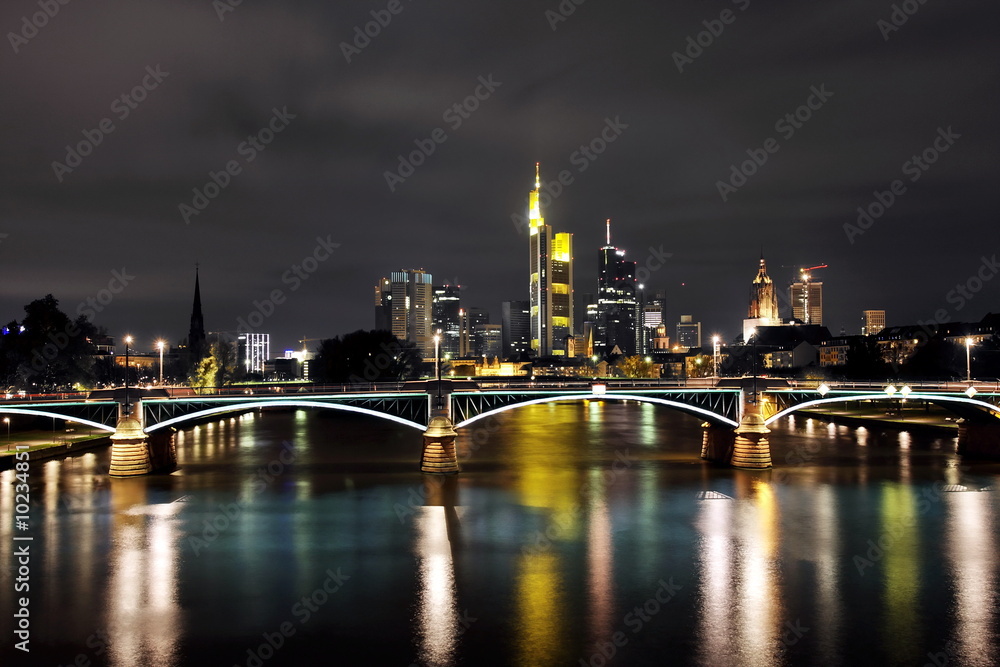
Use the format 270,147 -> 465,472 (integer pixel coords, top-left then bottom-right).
105,480 -> 183,667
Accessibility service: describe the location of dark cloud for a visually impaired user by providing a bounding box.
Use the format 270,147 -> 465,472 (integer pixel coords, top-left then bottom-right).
1,0 -> 997,352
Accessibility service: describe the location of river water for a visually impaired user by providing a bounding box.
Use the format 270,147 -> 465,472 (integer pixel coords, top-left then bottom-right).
2,402 -> 999,666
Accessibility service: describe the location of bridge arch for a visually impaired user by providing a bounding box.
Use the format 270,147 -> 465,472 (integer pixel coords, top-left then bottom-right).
764,392 -> 1000,426
143,400 -> 427,433
0,406 -> 118,433
454,393 -> 740,430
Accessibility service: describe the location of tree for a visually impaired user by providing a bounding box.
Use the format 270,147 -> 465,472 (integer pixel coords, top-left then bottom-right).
189,352 -> 220,394
839,336 -> 889,380
0,295 -> 99,391
616,355 -> 654,379
313,330 -> 422,384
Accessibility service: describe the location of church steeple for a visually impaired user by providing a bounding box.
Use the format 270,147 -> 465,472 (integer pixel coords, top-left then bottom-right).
188,266 -> 206,360
749,253 -> 779,321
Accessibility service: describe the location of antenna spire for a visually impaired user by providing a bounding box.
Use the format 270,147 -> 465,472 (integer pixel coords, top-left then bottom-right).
606,218 -> 611,245
534,162 -> 540,189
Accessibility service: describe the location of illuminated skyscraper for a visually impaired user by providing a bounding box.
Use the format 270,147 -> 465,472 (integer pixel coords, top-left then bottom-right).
790,275 -> 823,325
432,284 -> 461,358
501,300 -> 530,357
595,219 -> 638,356
528,164 -> 574,356
375,269 -> 434,356
238,333 -> 270,374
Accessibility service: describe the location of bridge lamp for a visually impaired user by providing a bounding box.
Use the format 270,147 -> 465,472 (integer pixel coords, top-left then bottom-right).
884,384 -> 897,396
156,340 -> 165,386
4,417 -> 9,450
592,383 -> 606,395
965,386 -> 978,399
124,335 -> 133,416
712,335 -> 721,379
817,383 -> 829,397
965,337 -> 974,383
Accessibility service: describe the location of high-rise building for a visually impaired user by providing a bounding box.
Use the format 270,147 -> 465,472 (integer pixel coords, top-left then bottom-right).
528,163 -> 574,356
862,310 -> 886,336
676,315 -> 702,348
188,267 -> 206,362
790,273 -> 823,325
748,254 -> 780,322
475,324 -> 503,359
641,303 -> 663,354
595,219 -> 638,356
238,333 -> 270,374
501,300 -> 531,357
375,269 -> 435,356
432,284 -> 461,358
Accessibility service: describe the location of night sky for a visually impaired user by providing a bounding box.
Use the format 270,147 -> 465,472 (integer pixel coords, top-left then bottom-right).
2,0 -> 998,353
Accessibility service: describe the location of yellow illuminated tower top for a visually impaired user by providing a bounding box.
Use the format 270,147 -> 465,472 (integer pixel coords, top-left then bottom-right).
529,162 -> 544,232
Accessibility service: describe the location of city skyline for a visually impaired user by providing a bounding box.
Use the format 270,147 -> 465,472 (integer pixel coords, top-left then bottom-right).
2,2 -> 998,353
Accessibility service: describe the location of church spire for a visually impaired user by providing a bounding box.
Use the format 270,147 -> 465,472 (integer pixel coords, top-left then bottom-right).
188,266 -> 206,361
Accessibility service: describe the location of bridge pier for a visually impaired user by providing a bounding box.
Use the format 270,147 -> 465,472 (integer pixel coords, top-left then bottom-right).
108,415 -> 152,477
700,422 -> 736,464
957,421 -> 1000,459
421,415 -> 460,474
730,402 -> 772,469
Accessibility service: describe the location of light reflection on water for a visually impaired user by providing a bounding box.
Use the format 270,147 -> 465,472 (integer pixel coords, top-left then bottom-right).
1,403 -> 999,666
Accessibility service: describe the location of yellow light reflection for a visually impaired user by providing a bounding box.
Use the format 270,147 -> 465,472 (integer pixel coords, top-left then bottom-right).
880,483 -> 920,665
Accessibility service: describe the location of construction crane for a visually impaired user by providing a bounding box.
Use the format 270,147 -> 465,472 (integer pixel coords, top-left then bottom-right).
298,337 -> 324,354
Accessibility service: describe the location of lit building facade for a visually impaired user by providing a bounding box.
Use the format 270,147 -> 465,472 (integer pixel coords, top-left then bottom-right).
862,309 -> 885,336
676,315 -> 702,348
433,284 -> 461,358
375,269 -> 435,356
238,333 -> 270,374
790,275 -> 823,325
749,255 -> 780,322
595,219 -> 638,356
501,300 -> 531,357
528,164 -> 574,356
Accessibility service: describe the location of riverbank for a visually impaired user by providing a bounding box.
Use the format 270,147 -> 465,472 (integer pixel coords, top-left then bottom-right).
0,432 -> 111,469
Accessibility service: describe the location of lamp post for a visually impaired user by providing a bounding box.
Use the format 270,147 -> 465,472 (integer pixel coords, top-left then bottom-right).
124,335 -> 133,417
750,328 -> 758,404
965,337 -> 973,383
712,335 -> 721,379
4,417 -> 9,451
433,331 -> 442,409
156,340 -> 165,386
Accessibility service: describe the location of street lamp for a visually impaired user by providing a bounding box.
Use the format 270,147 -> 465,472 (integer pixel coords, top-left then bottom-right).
156,339 -> 165,386
4,417 -> 9,451
750,328 -> 758,404
965,337 -> 973,383
900,385 -> 911,421
433,331 -> 442,408
124,334 -> 133,417
712,335 -> 721,379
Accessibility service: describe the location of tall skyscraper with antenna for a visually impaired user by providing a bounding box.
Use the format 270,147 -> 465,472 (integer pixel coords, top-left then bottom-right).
528,164 -> 574,356
595,219 -> 638,356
